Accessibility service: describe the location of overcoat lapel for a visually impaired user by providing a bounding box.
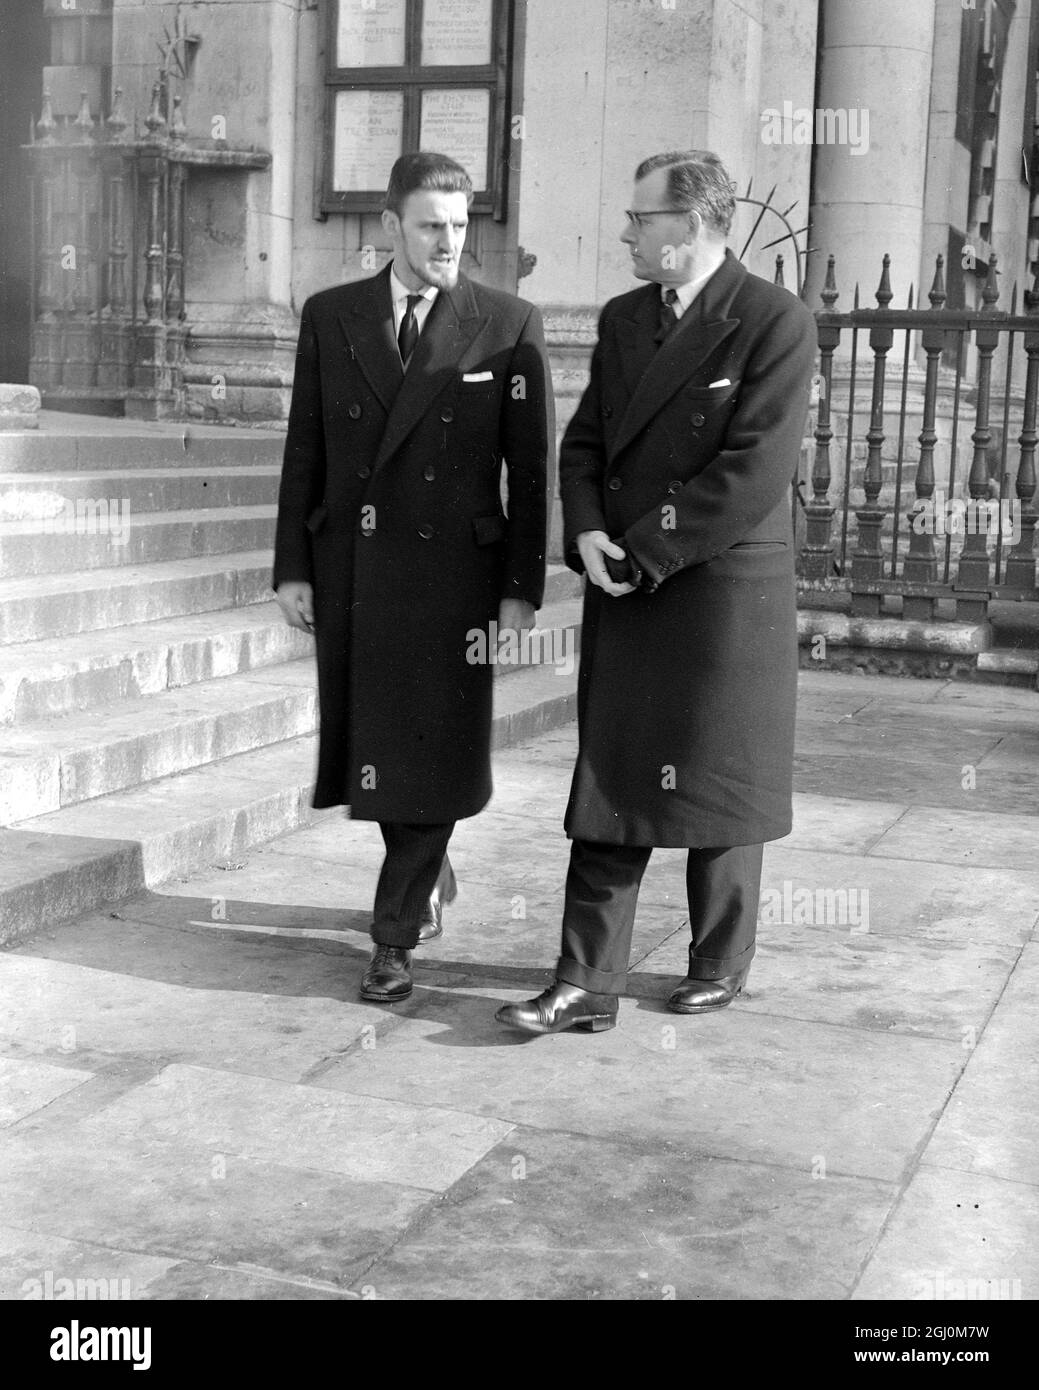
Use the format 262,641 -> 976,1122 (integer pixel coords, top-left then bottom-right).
374,274 -> 485,472
608,251 -> 746,465
337,266 -> 402,416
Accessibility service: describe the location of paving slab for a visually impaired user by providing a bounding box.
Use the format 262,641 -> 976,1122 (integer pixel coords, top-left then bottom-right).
920,943 -> 1039,1188
0,1055 -> 95,1128
793,752 -> 1039,816
79,1063 -> 514,1193
1,666 -> 1033,1302
638,923 -> 1017,1042
0,1127 -> 432,1291
853,1168 -> 1037,1301
760,845 -> 1039,947
868,806 -> 1039,872
356,1125 -> 897,1301
0,937 -> 392,1082
0,1224 -> 180,1301
313,981 -> 965,1183
785,793 -> 908,854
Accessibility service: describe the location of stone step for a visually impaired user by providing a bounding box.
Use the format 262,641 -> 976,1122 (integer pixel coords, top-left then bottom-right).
0,505 -> 277,579
0,550 -> 275,644
0,601 -> 314,726
0,547 -> 581,647
0,594 -> 585,823
0,466 -> 281,514
0,660 -> 580,948
0,660 -> 319,826
0,417 -> 285,473
0,592 -> 583,727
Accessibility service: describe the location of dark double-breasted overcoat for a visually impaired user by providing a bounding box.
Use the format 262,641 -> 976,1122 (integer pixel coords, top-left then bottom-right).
273,266 -> 552,822
560,250 -> 816,848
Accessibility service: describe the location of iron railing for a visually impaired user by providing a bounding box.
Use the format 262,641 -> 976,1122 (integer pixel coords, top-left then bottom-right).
798,252 -> 1039,624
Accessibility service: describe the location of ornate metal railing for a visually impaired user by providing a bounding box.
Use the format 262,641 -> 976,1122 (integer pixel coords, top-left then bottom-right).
799,252 -> 1039,623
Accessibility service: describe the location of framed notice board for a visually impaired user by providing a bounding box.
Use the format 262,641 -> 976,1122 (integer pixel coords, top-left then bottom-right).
322,0 -> 513,219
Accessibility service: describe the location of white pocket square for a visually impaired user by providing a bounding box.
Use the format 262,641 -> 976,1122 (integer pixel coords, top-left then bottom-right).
708,378 -> 731,388
463,371 -> 494,383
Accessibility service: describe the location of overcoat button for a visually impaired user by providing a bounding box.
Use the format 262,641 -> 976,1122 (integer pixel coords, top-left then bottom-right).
603,405 -> 613,418
348,404 -> 362,420
357,466 -> 371,479
691,412 -> 706,427
423,466 -> 436,481
417,524 -> 435,539
440,407 -> 455,423
608,477 -> 623,491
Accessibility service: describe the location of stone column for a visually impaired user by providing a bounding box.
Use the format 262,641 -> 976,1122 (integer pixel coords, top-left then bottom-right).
805,0 -> 936,311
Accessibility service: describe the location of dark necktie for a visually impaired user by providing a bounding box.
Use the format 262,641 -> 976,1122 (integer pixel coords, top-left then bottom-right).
398,293 -> 422,366
656,287 -> 680,345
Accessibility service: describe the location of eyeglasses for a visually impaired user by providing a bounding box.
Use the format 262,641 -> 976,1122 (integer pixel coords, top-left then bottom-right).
624,208 -> 689,229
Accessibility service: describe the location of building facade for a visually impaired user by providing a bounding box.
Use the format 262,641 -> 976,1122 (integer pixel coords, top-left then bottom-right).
0,0 -> 1036,422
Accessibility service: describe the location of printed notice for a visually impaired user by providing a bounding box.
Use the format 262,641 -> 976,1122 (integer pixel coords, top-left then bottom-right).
420,88 -> 490,190
333,89 -> 404,191
421,0 -> 494,66
336,0 -> 407,69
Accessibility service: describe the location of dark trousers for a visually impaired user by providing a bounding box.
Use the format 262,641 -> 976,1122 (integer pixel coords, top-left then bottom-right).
556,839 -> 764,995
371,821 -> 456,949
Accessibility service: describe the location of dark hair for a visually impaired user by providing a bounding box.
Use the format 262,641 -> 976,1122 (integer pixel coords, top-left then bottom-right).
634,150 -> 736,236
385,152 -> 473,216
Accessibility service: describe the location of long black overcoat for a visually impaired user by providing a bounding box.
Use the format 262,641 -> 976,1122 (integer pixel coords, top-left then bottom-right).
273,267 -> 552,822
560,251 -> 816,847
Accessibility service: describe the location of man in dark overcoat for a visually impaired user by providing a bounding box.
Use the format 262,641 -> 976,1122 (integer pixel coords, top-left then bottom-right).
274,153 -> 552,1004
497,150 -> 816,1035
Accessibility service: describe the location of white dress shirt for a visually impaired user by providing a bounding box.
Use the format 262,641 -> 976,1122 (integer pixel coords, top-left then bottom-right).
390,267 -> 439,339
663,259 -> 725,319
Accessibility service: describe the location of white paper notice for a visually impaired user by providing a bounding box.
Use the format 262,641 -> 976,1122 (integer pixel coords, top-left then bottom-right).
336,0 -> 407,69
420,87 -> 490,190
421,0 -> 494,66
333,89 -> 404,191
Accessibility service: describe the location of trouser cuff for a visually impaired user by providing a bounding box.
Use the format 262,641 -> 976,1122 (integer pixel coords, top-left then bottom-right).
371,921 -> 421,949
555,955 -> 625,996
687,941 -> 756,981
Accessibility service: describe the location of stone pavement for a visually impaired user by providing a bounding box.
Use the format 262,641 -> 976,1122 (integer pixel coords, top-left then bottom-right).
0,669 -> 1036,1302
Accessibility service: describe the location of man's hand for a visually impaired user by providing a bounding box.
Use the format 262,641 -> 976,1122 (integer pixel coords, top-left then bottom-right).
498,597 -> 536,650
276,581 -> 315,634
576,531 -> 637,596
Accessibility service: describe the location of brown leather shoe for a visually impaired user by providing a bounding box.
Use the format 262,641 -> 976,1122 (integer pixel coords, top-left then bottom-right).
361,945 -> 413,1002
495,982 -> 618,1035
667,966 -> 749,1014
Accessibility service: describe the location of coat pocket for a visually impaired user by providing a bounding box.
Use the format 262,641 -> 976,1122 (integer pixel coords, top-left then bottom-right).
472,513 -> 507,546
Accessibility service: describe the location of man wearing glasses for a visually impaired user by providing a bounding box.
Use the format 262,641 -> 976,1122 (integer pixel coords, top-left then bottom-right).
497,150 -> 817,1035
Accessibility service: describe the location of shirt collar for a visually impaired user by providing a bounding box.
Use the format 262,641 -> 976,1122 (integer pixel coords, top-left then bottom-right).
390,267 -> 439,307
663,260 -> 723,313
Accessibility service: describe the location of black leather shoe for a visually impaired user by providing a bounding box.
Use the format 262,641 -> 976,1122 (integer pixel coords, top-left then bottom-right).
361,945 -> 413,1002
667,966 -> 750,1014
417,869 -> 459,944
417,898 -> 443,944
495,982 -> 618,1035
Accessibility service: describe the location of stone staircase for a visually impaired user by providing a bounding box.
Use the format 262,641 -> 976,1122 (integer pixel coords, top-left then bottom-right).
0,414 -> 582,948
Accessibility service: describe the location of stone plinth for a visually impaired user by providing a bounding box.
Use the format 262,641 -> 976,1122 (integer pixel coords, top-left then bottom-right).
0,385 -> 41,431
